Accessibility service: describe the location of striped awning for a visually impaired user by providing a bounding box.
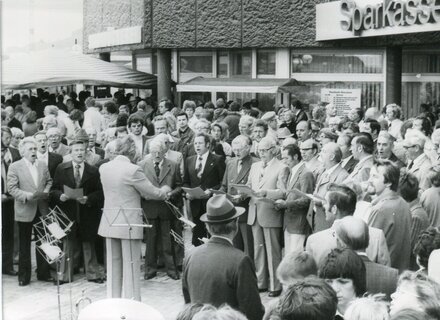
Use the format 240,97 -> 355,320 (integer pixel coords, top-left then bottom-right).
1,50 -> 158,89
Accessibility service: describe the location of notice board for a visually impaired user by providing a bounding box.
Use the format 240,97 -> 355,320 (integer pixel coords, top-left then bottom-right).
321,88 -> 361,116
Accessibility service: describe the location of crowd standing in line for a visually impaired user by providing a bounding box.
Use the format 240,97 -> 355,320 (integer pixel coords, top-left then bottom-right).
2,90 -> 440,320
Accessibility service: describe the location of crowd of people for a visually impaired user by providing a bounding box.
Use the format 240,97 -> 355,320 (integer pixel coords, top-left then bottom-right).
2,89 -> 440,320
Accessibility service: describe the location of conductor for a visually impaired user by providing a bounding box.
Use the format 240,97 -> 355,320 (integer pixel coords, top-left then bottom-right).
98,136 -> 171,301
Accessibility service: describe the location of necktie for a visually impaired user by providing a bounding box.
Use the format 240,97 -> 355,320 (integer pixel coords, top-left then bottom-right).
196,156 -> 203,178
408,161 -> 414,170
74,164 -> 81,187
154,162 -> 160,178
237,160 -> 242,175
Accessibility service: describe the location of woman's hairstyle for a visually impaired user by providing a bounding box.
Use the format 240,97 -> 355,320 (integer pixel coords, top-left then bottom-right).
390,309 -> 436,320
192,305 -> 247,320
276,251 -> 317,285
415,115 -> 432,137
413,227 -> 440,270
176,303 -> 216,320
344,294 -> 390,320
318,248 -> 366,296
396,271 -> 440,319
211,122 -> 229,141
114,135 -> 137,162
427,165 -> 440,187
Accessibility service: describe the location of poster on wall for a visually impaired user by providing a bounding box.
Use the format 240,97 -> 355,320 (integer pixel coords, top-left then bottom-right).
321,88 -> 361,116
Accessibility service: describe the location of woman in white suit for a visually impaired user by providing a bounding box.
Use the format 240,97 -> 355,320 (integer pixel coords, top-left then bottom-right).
98,136 -> 170,301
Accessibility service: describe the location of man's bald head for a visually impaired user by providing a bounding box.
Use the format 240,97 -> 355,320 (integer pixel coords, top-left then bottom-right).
334,216 -> 369,251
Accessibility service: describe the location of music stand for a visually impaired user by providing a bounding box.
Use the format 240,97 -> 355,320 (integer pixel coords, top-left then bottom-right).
34,206 -> 73,320
103,207 -> 152,299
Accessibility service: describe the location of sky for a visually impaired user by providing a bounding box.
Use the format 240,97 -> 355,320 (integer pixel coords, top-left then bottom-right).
1,0 -> 83,55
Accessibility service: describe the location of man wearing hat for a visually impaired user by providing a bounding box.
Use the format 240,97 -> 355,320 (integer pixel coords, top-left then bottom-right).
261,111 -> 278,141
182,194 -> 265,320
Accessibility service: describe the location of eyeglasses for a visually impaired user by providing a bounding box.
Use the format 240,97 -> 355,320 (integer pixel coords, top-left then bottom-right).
403,145 -> 417,149
300,148 -> 313,151
259,147 -> 273,152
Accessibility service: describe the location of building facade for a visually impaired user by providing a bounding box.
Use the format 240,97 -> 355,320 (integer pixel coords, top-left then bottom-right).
83,0 -> 440,116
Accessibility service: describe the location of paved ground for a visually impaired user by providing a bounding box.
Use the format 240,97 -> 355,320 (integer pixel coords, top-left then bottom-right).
2,232 -> 274,320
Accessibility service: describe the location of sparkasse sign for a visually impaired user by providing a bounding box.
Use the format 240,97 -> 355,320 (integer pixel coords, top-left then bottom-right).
316,0 -> 440,41
341,0 -> 440,34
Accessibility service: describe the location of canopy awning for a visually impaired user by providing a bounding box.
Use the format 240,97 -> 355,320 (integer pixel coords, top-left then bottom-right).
1,50 -> 160,90
176,77 -> 303,94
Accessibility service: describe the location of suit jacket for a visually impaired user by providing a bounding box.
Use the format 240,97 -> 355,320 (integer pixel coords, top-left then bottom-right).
7,159 -> 52,222
247,158 -> 289,228
306,224 -> 390,267
8,147 -> 21,163
166,149 -> 184,179
50,161 -> 104,241
388,152 -> 405,169
368,190 -> 412,272
344,155 -> 374,187
48,152 -> 63,178
182,237 -> 264,320
98,155 -> 167,239
307,164 -> 349,232
172,127 -> 195,154
360,255 -> 398,300
94,147 -> 105,159
283,162 -> 314,234
51,143 -> 71,157
408,153 -> 432,192
305,156 -> 324,181
183,153 -> 225,219
221,155 -> 257,223
139,156 -> 182,220
341,155 -> 358,174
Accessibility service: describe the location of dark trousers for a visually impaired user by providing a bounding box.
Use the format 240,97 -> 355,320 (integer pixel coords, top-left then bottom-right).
233,221 -> 254,259
191,215 -> 208,247
2,201 -> 15,272
17,211 -> 51,283
145,219 -> 177,274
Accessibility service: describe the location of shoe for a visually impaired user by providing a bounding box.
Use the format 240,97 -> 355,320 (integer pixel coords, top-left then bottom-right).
258,288 -> 268,293
268,290 -> 282,297
3,270 -> 18,276
19,280 -> 29,286
167,272 -> 180,280
144,272 -> 157,280
37,276 -> 55,282
88,279 -> 104,284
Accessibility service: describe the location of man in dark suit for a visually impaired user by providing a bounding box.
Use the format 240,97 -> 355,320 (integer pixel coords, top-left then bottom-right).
335,216 -> 398,299
7,137 -> 53,286
376,131 -> 405,169
274,144 -> 314,253
2,142 -> 17,276
51,139 -> 105,284
183,133 -> 225,246
337,133 -> 358,174
221,135 -> 256,257
84,127 -> 105,159
2,126 -> 21,164
139,139 -> 181,280
34,131 -> 63,179
182,195 -> 264,320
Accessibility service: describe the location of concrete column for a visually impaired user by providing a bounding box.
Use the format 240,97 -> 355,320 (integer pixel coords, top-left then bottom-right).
157,49 -> 172,100
385,47 -> 402,106
98,52 -> 111,62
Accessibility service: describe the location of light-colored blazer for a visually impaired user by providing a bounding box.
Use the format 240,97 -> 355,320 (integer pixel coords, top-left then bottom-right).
408,153 -> 432,192
98,155 -> 167,239
306,225 -> 391,267
307,164 -> 349,232
247,158 -> 289,228
7,158 -> 52,222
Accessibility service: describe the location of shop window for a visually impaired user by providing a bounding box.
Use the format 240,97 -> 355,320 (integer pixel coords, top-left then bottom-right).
218,52 -> 229,77
402,50 -> 440,118
179,55 -> 212,73
136,53 -> 157,74
257,50 -> 276,75
256,93 -> 276,111
229,92 -> 254,105
289,82 -> 383,115
230,51 -> 252,78
291,52 -> 383,74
